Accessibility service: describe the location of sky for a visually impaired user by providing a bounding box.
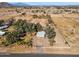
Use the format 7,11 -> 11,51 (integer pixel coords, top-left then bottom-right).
9,2 -> 79,6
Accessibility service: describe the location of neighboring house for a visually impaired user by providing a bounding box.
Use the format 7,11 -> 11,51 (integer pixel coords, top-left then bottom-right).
0,31 -> 5,36
0,25 -> 8,30
0,25 -> 8,29
0,19 -> 14,30
36,31 -> 45,37
0,19 -> 14,36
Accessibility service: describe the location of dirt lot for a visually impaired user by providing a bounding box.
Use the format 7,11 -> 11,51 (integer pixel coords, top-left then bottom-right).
51,14 -> 79,48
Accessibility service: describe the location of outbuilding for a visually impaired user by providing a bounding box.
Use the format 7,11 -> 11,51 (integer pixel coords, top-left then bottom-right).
36,31 -> 45,37
0,31 -> 5,36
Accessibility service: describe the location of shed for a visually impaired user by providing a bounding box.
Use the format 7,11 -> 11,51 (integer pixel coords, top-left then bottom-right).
36,31 -> 45,37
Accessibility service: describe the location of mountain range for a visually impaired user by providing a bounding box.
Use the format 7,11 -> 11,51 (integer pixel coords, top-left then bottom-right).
0,2 -> 79,7
0,2 -> 13,7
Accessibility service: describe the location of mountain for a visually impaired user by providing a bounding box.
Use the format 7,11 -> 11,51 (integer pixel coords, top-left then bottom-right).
9,2 -> 30,7
0,2 -> 30,7
0,2 -> 79,7
0,2 -> 13,7
8,2 -> 79,7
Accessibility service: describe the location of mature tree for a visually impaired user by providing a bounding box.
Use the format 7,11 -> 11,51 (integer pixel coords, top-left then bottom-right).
36,23 -> 43,32
45,25 -> 56,46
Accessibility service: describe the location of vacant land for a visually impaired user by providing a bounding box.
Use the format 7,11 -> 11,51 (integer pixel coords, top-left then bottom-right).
51,14 -> 79,48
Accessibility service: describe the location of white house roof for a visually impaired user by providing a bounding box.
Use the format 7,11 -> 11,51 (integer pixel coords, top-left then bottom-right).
36,31 -> 45,37
0,31 -> 5,36
0,25 -> 8,29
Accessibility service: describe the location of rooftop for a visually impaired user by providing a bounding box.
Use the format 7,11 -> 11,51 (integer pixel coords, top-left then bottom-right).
36,31 -> 45,37
0,31 -> 5,36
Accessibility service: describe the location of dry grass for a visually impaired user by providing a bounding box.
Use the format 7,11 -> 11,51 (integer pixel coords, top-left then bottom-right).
51,14 -> 79,47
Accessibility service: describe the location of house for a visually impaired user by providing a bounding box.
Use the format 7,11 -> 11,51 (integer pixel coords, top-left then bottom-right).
0,19 -> 14,30
0,25 -> 8,29
0,31 -> 5,36
36,31 -> 45,37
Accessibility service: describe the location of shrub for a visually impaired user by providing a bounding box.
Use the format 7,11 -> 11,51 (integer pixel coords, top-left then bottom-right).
32,15 -> 38,18
3,31 -> 21,46
0,20 -> 4,26
21,12 -> 26,16
36,23 -> 43,32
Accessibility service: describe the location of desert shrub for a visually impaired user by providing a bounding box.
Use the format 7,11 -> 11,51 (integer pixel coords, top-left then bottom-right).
17,39 -> 33,47
15,9 -> 21,13
21,12 -> 26,16
0,20 -> 4,26
3,31 -> 21,46
46,15 -> 53,24
33,14 -> 48,19
32,15 -> 38,18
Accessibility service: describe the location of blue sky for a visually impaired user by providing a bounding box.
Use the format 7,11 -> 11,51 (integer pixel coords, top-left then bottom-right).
9,2 -> 79,6
26,2 -> 79,5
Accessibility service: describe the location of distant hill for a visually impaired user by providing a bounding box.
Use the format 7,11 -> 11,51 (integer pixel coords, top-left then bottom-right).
0,2 -> 13,7
0,2 -> 79,8
9,2 -> 30,7
0,2 -> 30,7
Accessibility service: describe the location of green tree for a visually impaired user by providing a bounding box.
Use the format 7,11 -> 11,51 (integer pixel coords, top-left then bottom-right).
45,25 -> 56,46
36,23 -> 43,32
